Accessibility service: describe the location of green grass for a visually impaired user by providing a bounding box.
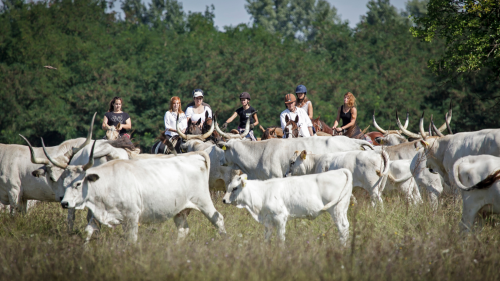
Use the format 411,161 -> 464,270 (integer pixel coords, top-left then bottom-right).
0,190 -> 498,280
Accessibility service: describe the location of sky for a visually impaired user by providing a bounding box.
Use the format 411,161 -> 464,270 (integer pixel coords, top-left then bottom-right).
112,0 -> 411,29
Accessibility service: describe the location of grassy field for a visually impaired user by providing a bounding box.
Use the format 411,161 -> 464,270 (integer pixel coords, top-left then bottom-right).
0,190 -> 498,280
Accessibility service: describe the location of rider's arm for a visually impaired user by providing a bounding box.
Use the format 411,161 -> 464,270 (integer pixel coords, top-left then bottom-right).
252,113 -> 259,126
332,107 -> 341,129
185,107 -> 193,123
164,112 -> 176,132
307,102 -> 313,119
102,115 -> 109,130
342,107 -> 357,130
225,112 -> 238,123
280,112 -> 287,131
121,117 -> 132,130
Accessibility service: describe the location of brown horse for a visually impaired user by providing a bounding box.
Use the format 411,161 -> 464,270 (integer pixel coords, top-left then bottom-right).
312,116 -> 333,136
283,115 -> 299,138
259,125 -> 284,140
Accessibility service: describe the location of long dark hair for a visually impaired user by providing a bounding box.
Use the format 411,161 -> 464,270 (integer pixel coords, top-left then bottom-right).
296,95 -> 309,108
108,97 -> 124,112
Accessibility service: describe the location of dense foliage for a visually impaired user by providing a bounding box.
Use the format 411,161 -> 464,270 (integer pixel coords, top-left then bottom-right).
1,0 -> 499,150
411,0 -> 500,76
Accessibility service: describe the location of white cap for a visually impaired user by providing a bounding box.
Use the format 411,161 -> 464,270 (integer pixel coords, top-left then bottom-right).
193,91 -> 204,98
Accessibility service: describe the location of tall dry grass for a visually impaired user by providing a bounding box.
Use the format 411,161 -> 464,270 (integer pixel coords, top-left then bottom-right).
0,190 -> 498,280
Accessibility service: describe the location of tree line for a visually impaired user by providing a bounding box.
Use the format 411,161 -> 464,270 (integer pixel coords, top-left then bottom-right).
1,0 -> 499,150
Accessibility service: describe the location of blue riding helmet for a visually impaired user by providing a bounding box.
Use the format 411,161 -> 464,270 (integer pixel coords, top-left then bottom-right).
295,85 -> 307,94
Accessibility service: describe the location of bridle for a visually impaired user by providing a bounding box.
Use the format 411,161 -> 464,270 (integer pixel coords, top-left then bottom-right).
284,122 -> 299,138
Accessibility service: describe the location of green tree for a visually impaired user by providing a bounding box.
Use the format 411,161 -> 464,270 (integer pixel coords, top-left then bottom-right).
411,0 -> 500,76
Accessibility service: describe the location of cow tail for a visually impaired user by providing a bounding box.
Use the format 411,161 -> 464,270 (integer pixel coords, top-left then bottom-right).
452,158 -> 500,191
321,169 -> 352,211
377,150 -> 390,193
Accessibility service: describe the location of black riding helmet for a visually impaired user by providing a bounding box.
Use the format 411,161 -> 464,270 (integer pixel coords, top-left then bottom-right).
240,92 -> 251,100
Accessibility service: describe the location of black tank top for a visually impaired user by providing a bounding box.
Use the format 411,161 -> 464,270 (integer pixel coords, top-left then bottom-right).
339,105 -> 352,126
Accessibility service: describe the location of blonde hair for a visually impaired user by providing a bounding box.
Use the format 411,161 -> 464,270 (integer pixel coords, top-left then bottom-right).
169,96 -> 184,113
344,92 -> 356,108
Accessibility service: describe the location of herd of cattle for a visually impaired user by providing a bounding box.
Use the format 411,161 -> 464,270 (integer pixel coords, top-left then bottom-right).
0,105 -> 499,245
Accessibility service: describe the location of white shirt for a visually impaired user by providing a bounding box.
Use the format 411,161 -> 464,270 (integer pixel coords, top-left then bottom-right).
164,111 -> 187,137
185,106 -> 212,124
280,107 -> 313,137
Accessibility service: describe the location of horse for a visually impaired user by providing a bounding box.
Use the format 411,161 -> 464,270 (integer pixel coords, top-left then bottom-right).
312,116 -> 333,136
283,115 -> 300,138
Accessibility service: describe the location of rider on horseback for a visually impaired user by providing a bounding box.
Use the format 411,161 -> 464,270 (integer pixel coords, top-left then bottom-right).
221,92 -> 259,141
280,93 -> 314,138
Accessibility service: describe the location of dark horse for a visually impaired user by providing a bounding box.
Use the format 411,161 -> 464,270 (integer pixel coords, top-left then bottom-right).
259,125 -> 284,140
311,116 -> 333,136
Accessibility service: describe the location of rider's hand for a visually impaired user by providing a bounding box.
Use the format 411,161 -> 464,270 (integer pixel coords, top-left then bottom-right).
250,124 -> 255,130
221,122 -> 228,130
335,127 -> 343,132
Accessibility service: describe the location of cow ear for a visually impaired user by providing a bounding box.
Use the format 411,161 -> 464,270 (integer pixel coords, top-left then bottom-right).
217,142 -> 230,150
294,150 -> 300,156
241,174 -> 248,187
300,150 -> 307,160
294,116 -> 299,123
285,115 -> 290,123
32,168 -> 46,178
86,174 -> 100,182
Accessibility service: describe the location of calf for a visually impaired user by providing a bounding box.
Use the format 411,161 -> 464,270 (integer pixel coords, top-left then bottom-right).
60,145 -> 226,242
223,170 -> 353,245
286,150 -> 389,206
450,155 -> 500,232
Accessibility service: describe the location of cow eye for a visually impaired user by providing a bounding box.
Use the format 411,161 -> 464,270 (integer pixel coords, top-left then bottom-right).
290,161 -> 295,165
76,182 -> 81,187
233,187 -> 238,191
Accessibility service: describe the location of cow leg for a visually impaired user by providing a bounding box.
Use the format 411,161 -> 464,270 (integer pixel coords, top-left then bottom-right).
84,209 -> 100,243
411,182 -> 423,205
427,189 -> 440,211
67,208 -> 76,233
174,210 -> 190,242
7,189 -> 21,215
122,216 -> 139,242
264,221 -> 274,242
197,201 -> 226,236
18,197 -> 28,215
350,194 -> 358,205
460,201 -> 482,233
275,215 -> 288,243
327,206 -> 350,247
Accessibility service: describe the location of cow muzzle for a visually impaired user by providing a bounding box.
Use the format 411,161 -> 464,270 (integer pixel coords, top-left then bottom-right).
61,201 -> 69,209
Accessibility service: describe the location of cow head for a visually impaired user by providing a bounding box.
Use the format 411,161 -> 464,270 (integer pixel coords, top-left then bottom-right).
286,150 -> 310,177
222,172 -> 247,205
284,115 -> 299,138
58,141 -> 99,209
105,123 -> 121,140
414,139 -> 446,178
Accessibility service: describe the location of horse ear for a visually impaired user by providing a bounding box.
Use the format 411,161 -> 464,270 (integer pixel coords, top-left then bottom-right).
205,111 -> 209,120
294,116 -> 299,123
117,123 -> 122,130
187,119 -> 192,126
195,118 -> 201,125
285,115 -> 290,123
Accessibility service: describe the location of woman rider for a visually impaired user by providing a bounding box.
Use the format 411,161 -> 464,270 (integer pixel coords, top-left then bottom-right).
102,96 -> 132,138
295,85 -> 313,119
221,92 -> 259,141
164,96 -> 187,140
185,89 -> 212,128
332,92 -> 364,139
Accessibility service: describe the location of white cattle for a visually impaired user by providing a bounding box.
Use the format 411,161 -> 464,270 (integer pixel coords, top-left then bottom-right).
60,146 -> 226,242
180,139 -> 241,191
416,129 -> 500,188
222,170 -> 353,245
383,159 -> 422,204
286,150 -> 389,206
0,113 -> 95,214
449,155 -> 500,232
217,136 -> 374,180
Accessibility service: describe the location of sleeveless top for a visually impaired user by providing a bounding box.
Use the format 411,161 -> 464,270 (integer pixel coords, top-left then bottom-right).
298,101 -> 310,115
339,105 -> 352,126
235,106 -> 257,128
339,105 -> 364,139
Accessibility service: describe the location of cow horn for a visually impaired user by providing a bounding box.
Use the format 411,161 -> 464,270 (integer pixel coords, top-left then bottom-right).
430,115 -> 445,137
215,117 -> 234,139
396,111 -> 420,139
419,112 -> 429,139
372,111 -> 387,134
176,113 -> 189,140
428,121 -> 433,137
41,138 -> 68,169
238,111 -> 257,138
436,100 -> 452,133
200,117 -> 215,139
70,112 -> 96,156
403,111 -> 409,130
82,140 -> 96,171
19,134 -> 50,165
445,112 -> 454,135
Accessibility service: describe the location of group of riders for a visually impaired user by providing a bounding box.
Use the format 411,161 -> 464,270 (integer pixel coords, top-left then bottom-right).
101,85 -> 367,151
